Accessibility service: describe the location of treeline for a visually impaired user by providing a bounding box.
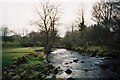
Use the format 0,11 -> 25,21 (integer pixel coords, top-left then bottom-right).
62,1 -> 120,54
1,27 -> 61,48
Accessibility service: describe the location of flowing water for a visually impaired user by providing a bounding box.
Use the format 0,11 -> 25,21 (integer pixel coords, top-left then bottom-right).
48,49 -> 117,79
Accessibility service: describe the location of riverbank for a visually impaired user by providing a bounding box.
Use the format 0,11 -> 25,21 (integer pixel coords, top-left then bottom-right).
2,47 -> 66,80
66,45 -> 120,58
2,51 -> 60,80
2,47 -> 44,66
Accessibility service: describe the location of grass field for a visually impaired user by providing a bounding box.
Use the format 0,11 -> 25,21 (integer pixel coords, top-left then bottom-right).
2,47 -> 44,66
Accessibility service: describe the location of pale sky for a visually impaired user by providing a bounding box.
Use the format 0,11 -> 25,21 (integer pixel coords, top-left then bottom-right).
0,0 -> 99,37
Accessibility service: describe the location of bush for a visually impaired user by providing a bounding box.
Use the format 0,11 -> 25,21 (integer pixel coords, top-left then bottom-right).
2,42 -> 21,48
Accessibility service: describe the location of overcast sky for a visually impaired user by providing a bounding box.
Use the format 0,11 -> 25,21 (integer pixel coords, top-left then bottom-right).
0,0 -> 99,37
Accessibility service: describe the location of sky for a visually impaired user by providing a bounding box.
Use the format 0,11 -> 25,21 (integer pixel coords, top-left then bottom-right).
0,0 -> 99,37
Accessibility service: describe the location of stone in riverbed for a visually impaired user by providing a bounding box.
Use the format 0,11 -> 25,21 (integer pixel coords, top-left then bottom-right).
81,60 -> 84,63
65,63 -> 69,65
53,68 -> 59,75
47,64 -> 54,70
70,61 -> 72,64
99,63 -> 109,69
52,75 -> 56,78
83,69 -> 89,72
90,53 -> 97,57
67,77 -> 74,80
57,66 -> 60,69
65,69 -> 72,74
73,59 -> 79,63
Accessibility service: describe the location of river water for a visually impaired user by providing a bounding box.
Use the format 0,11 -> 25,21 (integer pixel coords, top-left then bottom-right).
48,49 -> 117,79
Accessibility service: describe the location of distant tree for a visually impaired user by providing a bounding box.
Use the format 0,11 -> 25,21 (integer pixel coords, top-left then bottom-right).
62,30 -> 82,49
1,25 -> 9,37
76,7 -> 86,45
10,31 -> 22,43
111,1 -> 120,50
62,31 -> 72,49
76,5 -> 86,32
86,24 -> 112,45
1,25 -> 9,43
92,1 -> 120,30
92,1 -> 120,49
33,1 -> 61,55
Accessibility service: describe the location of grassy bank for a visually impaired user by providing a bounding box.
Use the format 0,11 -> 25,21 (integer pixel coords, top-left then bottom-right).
71,45 -> 109,56
2,47 -> 44,66
2,47 -> 58,80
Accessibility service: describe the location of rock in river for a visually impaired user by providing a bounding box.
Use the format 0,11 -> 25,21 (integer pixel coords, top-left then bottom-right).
90,53 -> 97,57
53,68 -> 59,75
99,63 -> 109,69
65,69 -> 72,74
83,68 -> 89,72
73,59 -> 79,63
67,77 -> 74,80
81,60 -> 84,63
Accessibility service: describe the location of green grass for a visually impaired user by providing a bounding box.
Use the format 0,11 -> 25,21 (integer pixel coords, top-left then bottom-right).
27,57 -> 42,65
2,47 -> 44,66
2,47 -> 44,53
73,45 -> 108,56
86,46 -> 107,54
2,52 -> 29,66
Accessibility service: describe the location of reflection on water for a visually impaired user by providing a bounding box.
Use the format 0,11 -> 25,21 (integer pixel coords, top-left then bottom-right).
48,49 -> 115,78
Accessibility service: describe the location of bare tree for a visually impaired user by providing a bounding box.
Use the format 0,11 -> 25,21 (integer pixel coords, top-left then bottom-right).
92,1 -> 113,29
1,25 -> 9,37
92,1 -> 120,49
1,25 -> 9,44
33,1 -> 61,55
75,6 -> 86,44
92,1 -> 120,30
76,5 -> 86,32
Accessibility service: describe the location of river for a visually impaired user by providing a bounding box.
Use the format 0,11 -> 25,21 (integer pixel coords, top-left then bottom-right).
48,49 -> 118,79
